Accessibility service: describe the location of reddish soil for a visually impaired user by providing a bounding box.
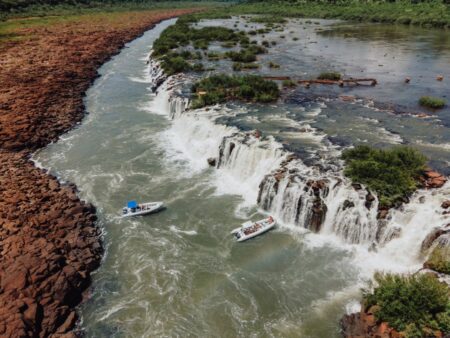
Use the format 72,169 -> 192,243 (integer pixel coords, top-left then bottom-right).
0,8 -> 200,337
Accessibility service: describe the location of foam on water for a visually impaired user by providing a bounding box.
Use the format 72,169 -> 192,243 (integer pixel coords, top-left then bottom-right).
148,57 -> 450,286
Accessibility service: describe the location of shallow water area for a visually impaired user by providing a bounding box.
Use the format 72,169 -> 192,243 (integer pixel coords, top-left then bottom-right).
34,16 -> 450,337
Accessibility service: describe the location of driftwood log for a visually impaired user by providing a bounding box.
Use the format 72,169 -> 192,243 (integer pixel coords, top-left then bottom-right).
263,76 -> 377,87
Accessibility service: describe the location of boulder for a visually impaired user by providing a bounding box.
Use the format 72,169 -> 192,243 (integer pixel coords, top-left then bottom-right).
207,157 -> 216,167
421,227 -> 448,253
442,200 -> 450,209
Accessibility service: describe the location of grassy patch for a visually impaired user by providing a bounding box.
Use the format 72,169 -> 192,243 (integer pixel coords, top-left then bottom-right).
317,71 -> 341,81
225,44 -> 266,63
160,55 -> 192,76
249,15 -> 287,24
342,145 -> 427,208
232,62 -> 259,71
282,79 -> 296,87
364,273 -> 450,335
419,96 -> 446,109
191,74 -> 279,108
268,61 -> 280,68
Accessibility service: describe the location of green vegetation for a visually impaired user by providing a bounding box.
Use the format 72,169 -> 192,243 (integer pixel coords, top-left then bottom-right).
153,19 -> 238,58
226,1 -> 450,29
364,273 -> 450,335
0,1 -> 218,22
191,74 -> 279,108
226,49 -> 257,62
268,61 -> 280,68
232,62 -> 259,71
151,14 -> 242,75
426,247 -> 450,275
342,145 -> 427,207
225,44 -> 266,63
160,55 -> 192,75
317,71 -> 341,80
249,14 -> 287,24
192,63 -> 205,72
282,79 -> 296,87
419,96 -> 446,109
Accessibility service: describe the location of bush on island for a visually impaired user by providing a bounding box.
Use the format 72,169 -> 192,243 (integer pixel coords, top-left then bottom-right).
342,145 -> 427,208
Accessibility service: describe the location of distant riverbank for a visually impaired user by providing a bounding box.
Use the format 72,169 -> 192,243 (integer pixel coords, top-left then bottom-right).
224,1 -> 450,29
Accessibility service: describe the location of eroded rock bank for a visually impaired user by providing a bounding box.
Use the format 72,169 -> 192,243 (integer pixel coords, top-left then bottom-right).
0,8 -> 200,337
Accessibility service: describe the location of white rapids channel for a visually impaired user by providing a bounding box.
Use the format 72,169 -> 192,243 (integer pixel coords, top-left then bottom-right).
149,56 -> 450,279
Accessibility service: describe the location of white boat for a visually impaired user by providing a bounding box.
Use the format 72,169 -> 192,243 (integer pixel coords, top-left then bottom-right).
230,216 -> 276,242
122,200 -> 164,217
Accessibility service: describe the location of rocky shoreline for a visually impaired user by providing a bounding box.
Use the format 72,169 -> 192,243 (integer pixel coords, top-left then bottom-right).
0,8 -> 199,337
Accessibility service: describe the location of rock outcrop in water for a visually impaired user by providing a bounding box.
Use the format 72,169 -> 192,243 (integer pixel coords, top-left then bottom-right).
341,306 -> 402,338
0,8 -> 199,337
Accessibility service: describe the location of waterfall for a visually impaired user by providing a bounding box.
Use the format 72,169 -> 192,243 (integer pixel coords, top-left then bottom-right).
148,54 -> 450,252
256,155 -> 383,245
168,95 -> 189,120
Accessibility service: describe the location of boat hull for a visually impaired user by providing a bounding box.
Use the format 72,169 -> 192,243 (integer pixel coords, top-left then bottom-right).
233,218 -> 276,242
122,202 -> 164,217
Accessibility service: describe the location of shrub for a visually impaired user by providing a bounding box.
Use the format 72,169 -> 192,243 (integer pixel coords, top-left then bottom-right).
160,56 -> 191,76
419,96 -> 446,109
318,71 -> 342,80
192,63 -> 204,72
233,62 -> 259,71
364,273 -> 450,334
268,61 -> 280,69
250,15 -> 287,24
226,50 -> 257,62
221,41 -> 237,48
282,79 -> 297,87
207,51 -> 221,60
342,145 -> 427,207
191,74 -> 279,108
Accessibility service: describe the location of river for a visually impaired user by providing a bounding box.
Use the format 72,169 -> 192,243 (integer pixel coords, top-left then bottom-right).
34,17 -> 450,337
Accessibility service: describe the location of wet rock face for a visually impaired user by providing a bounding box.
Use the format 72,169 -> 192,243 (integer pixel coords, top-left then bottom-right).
421,227 -> 449,253
341,305 -> 402,338
0,8 -> 200,337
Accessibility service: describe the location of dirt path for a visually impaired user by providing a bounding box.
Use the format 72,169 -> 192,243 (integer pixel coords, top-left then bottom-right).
0,8 -> 200,337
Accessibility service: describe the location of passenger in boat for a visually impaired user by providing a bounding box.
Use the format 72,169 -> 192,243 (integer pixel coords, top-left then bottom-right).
268,216 -> 273,223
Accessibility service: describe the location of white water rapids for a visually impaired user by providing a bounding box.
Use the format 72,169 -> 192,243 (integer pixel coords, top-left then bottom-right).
151,59 -> 450,278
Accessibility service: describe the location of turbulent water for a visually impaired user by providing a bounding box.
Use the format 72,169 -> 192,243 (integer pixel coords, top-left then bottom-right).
35,17 -> 450,337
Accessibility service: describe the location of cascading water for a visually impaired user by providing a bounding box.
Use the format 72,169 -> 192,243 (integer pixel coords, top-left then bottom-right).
148,53 -> 450,261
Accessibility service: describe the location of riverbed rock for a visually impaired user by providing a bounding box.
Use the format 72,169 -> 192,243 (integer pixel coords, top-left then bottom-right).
343,199 -> 355,210
207,157 -> 216,167
365,192 -> 376,209
421,170 -> 447,189
377,209 -> 389,219
309,197 -> 327,233
421,227 -> 448,253
341,305 -> 402,338
442,200 -> 450,209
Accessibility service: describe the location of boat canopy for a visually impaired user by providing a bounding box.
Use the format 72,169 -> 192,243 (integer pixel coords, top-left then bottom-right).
127,200 -> 138,208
